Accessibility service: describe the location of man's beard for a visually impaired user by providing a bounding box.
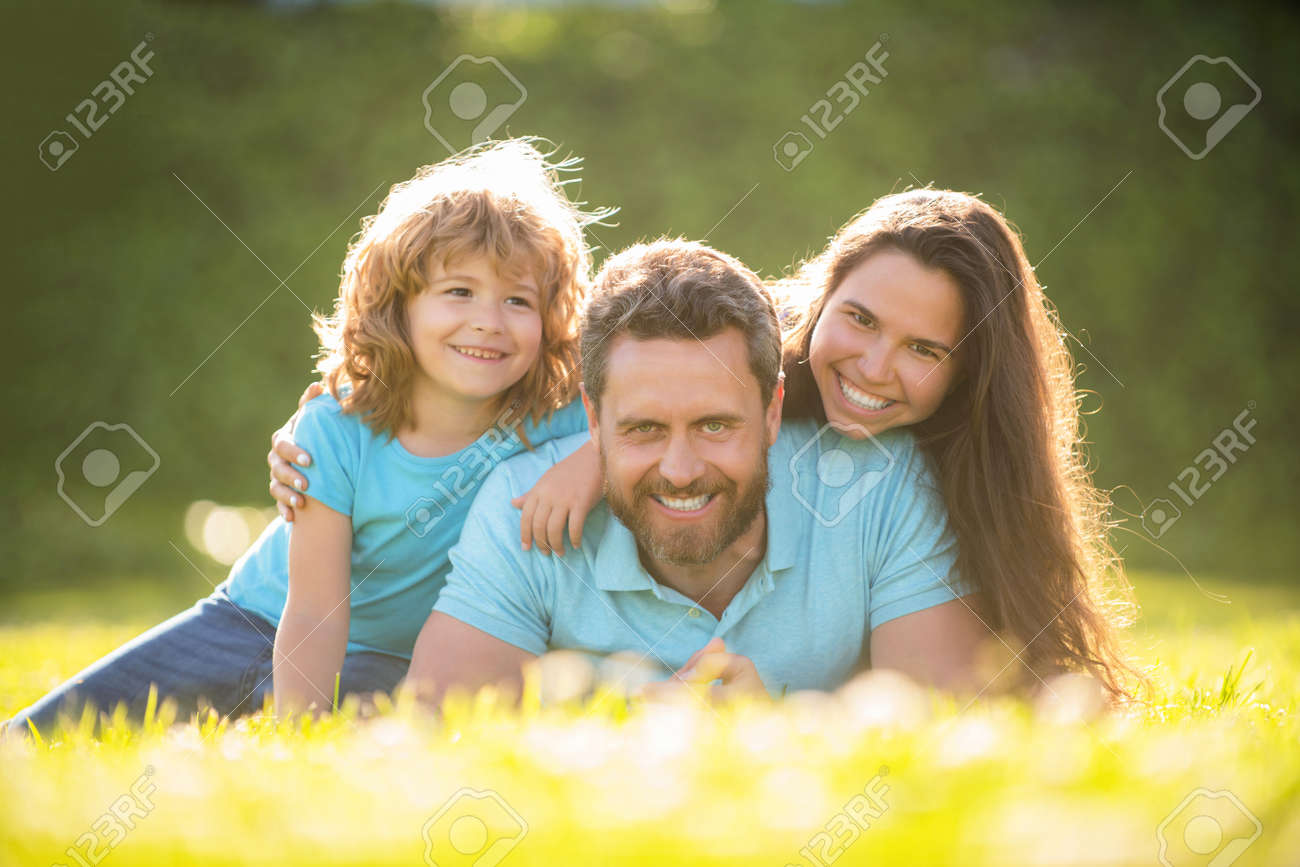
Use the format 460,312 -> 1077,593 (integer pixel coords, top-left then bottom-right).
603,452 -> 770,568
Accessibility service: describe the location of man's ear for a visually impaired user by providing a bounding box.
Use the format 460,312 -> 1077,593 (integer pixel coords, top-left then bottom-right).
580,383 -> 601,448
765,372 -> 785,446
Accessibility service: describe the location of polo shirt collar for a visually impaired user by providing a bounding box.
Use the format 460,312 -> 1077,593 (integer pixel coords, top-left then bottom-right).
593,517 -> 657,592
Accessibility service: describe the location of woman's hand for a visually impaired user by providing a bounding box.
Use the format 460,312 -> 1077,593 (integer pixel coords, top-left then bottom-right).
269,382 -> 325,522
511,439 -> 603,555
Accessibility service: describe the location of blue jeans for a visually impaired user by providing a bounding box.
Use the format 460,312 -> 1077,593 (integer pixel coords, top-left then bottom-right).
4,585 -> 409,736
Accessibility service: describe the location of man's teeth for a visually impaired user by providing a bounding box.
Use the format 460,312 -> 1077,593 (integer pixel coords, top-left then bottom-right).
839,375 -> 895,411
454,346 -> 505,360
654,494 -> 711,512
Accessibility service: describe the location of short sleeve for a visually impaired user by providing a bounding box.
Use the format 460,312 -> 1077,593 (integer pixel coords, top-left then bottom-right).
293,396 -> 360,517
433,464 -> 553,655
520,399 -> 588,446
867,445 -> 973,631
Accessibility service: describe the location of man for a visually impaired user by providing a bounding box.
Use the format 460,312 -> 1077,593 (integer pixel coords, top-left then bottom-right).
404,239 -> 988,702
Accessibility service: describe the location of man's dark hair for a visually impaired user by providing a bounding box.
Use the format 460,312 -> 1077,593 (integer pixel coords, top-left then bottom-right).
580,239 -> 782,408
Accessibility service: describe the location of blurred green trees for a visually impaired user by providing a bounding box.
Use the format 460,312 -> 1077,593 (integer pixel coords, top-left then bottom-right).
4,0 -> 1296,596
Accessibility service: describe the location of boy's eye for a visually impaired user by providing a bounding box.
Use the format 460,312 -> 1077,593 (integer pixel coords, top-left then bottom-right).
506,296 -> 534,308
445,286 -> 471,297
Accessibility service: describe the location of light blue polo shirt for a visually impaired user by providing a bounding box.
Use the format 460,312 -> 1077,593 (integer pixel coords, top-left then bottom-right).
223,393 -> 588,659
434,418 -> 973,694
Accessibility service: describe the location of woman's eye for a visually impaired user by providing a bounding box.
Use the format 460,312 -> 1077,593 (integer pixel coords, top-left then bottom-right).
849,311 -> 873,328
910,343 -> 938,359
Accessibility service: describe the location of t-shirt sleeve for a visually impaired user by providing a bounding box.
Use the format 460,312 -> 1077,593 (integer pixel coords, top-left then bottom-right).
433,464 -> 552,656
867,443 -> 974,631
520,399 -> 589,446
293,397 -> 360,517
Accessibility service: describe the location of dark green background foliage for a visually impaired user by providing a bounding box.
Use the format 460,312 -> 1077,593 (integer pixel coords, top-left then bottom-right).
3,0 -> 1296,598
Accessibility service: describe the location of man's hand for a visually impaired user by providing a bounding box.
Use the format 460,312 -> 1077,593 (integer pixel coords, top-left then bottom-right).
268,382 -> 325,522
638,637 -> 768,702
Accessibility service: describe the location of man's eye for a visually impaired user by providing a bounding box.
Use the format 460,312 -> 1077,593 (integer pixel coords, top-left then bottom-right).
633,423 -> 657,434
702,421 -> 726,434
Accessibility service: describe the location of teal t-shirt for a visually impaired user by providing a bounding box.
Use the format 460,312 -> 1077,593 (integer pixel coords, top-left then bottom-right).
434,419 -> 974,694
224,394 -> 588,658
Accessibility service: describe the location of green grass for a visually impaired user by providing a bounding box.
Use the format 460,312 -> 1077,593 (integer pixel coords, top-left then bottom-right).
2,571 -> 1297,865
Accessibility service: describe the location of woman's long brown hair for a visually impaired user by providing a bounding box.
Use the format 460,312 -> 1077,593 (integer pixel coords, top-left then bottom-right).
778,189 -> 1145,702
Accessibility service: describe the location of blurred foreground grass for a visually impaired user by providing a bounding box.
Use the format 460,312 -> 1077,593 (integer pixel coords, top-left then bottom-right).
2,570 -> 1297,865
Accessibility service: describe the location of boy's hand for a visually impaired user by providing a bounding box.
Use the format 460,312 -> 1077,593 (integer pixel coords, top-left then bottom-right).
512,439 -> 603,555
638,638 -> 769,703
268,382 -> 324,522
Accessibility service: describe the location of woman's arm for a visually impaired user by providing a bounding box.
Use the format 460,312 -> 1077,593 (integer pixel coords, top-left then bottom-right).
267,382 -> 326,522
510,439 -> 603,554
868,597 -> 991,695
275,495 -> 353,715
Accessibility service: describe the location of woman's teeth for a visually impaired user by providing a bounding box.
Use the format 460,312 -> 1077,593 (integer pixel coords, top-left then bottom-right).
839,374 -> 896,411
453,346 -> 505,360
654,494 -> 711,512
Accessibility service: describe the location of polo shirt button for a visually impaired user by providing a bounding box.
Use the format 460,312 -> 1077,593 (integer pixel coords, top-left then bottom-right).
688,607 -> 701,618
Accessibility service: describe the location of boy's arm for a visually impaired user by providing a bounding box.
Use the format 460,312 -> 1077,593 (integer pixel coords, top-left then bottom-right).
511,438 -> 602,554
275,495 -> 352,714
406,612 -> 537,706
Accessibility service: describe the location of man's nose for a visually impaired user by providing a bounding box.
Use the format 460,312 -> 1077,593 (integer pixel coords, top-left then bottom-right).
657,434 -> 705,489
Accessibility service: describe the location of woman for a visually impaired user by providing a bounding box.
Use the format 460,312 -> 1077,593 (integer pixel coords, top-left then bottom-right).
777,188 -> 1143,701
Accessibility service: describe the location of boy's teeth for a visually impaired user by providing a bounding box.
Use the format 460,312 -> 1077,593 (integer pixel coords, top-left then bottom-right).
455,346 -> 504,360
839,375 -> 895,411
654,494 -> 711,512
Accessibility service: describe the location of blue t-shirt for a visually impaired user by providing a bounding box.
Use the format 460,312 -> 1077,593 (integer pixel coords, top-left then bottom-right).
224,394 -> 588,658
434,419 -> 973,694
